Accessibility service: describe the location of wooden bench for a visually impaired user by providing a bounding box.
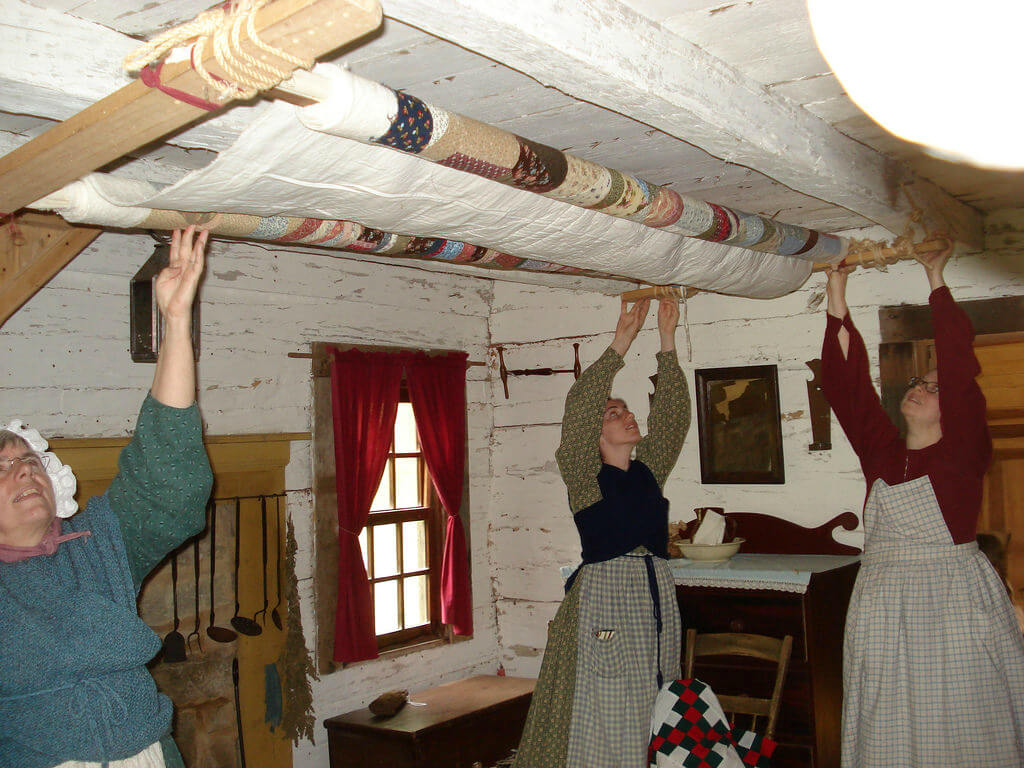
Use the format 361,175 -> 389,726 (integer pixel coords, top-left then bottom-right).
325,675 -> 536,768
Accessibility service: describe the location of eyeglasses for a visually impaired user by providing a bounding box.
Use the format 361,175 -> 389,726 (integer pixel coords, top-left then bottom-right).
0,453 -> 51,475
907,376 -> 939,394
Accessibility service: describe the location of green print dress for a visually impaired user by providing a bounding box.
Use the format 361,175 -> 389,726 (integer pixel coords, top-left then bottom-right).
514,347 -> 690,768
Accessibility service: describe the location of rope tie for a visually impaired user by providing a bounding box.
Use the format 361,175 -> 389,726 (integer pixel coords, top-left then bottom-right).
123,0 -> 314,102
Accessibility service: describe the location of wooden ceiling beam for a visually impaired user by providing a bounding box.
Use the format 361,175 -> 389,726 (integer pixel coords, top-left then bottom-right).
0,0 -> 382,215
0,212 -> 102,327
383,0 -> 984,248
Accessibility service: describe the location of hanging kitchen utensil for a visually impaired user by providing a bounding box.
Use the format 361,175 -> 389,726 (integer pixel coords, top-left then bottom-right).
186,533 -> 203,654
232,657 -> 248,768
253,495 -> 269,628
207,499 -> 238,643
162,548 -> 187,663
230,496 -> 262,637
270,495 -> 283,631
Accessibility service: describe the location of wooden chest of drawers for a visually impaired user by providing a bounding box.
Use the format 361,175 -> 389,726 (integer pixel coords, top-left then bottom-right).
325,675 -> 535,768
675,560 -> 858,768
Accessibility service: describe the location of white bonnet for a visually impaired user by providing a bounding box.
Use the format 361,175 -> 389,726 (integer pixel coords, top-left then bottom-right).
1,420 -> 78,518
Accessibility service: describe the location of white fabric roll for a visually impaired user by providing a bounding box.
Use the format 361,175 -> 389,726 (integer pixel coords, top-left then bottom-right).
297,64 -> 397,140
32,176 -> 154,229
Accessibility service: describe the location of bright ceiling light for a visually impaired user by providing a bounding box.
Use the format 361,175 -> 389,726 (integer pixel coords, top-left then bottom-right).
807,1 -> 1024,170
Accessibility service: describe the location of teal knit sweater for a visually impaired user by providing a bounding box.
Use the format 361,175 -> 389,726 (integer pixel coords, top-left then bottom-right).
0,395 -> 213,768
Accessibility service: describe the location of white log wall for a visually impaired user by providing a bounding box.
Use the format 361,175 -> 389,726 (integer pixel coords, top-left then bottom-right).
2,225 -> 1022,766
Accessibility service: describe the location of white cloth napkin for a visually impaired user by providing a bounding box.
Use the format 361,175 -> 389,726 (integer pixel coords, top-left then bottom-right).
692,510 -> 726,545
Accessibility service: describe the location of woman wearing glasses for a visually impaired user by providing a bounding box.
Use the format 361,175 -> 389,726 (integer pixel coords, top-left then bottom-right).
0,227 -> 213,768
821,240 -> 1024,768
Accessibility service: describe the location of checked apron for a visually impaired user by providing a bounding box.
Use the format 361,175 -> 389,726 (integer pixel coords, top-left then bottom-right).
567,551 -> 681,767
841,475 -> 1024,767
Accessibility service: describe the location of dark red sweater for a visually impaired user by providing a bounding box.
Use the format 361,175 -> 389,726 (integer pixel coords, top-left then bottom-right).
821,286 -> 992,544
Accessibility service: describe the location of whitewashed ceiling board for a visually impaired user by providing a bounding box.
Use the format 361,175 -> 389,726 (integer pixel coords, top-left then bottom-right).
659,0 -> 831,86
381,0 -> 982,244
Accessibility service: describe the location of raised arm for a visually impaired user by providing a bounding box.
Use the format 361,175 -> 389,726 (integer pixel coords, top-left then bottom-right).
820,268 -> 901,463
152,226 -> 206,407
556,299 -> 648,513
109,227 -> 213,587
637,299 -> 690,488
918,240 -> 992,474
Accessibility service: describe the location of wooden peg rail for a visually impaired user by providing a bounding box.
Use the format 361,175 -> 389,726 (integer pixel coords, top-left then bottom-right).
495,343 -> 581,399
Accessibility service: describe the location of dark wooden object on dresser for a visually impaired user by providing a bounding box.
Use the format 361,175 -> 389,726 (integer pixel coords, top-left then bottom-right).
324,675 -> 535,768
676,560 -> 858,768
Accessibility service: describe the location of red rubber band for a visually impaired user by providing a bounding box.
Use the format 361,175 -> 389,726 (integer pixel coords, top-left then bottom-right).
139,62 -> 222,112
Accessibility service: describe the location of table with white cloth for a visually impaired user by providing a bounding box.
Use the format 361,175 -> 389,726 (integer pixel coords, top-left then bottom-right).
671,554 -> 860,768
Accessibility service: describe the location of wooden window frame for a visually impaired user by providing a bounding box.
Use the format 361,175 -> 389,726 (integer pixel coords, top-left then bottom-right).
311,342 -> 471,673
363,390 -> 446,651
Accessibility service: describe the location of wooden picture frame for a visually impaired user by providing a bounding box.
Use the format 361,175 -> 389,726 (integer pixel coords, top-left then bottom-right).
694,364 -> 785,484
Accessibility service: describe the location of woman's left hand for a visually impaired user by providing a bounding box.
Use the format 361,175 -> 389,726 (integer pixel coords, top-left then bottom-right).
155,226 -> 208,321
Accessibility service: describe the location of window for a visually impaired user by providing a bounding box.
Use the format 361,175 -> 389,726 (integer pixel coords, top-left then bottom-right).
358,398 -> 443,649
311,342 -> 469,672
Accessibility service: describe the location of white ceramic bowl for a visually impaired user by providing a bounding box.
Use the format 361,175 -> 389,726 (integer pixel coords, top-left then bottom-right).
677,538 -> 744,562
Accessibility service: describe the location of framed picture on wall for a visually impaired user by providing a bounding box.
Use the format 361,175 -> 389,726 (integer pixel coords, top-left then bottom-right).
694,364 -> 785,484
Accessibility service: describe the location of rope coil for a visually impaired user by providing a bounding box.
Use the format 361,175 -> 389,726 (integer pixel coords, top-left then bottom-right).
123,0 -> 314,102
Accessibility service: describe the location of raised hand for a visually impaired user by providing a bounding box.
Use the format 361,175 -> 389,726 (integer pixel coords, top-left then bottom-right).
657,298 -> 679,352
824,262 -> 855,319
151,226 -> 208,408
914,233 -> 953,291
155,226 -> 208,323
610,298 -> 650,355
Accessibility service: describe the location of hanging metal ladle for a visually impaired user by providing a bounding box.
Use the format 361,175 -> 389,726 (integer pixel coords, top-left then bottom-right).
186,535 -> 203,654
161,548 -> 187,663
270,495 -> 283,631
206,499 -> 237,643
230,496 -> 262,637
252,495 -> 269,628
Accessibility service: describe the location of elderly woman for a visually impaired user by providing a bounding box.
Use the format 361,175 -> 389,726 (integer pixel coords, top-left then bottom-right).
0,227 -> 214,768
821,242 -> 1024,767
514,297 -> 690,768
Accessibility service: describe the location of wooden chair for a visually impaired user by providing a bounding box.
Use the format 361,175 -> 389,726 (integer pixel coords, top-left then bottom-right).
683,629 -> 793,741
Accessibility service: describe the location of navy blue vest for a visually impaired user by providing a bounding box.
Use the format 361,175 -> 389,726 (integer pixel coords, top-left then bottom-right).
575,460 -> 669,561
565,460 -> 668,593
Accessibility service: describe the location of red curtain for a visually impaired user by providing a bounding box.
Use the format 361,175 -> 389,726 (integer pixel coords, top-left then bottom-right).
329,348 -> 402,662
406,352 -> 473,635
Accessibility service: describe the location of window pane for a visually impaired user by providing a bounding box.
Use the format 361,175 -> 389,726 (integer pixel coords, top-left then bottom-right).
402,520 -> 427,571
395,457 -> 420,508
394,402 -> 419,453
404,575 -> 429,628
374,580 -> 400,635
369,461 -> 392,511
358,528 -> 369,573
373,523 -> 399,578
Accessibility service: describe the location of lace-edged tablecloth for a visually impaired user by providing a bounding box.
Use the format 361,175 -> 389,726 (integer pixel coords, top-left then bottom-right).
561,554 -> 861,594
